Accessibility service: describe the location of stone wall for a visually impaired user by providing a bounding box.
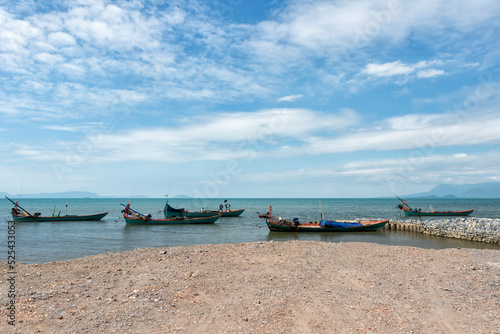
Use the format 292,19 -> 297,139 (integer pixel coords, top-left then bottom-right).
386,218 -> 500,244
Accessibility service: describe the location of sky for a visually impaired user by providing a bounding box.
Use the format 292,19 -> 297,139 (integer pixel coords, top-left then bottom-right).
1,0 -> 500,198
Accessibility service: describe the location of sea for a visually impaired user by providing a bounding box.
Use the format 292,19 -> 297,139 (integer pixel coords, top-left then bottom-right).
2,198 -> 499,264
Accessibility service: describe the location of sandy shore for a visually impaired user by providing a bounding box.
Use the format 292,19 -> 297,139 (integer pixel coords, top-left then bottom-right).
2,241 -> 499,333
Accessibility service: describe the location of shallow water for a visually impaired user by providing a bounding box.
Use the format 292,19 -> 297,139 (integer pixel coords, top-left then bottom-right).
1,198 -> 499,264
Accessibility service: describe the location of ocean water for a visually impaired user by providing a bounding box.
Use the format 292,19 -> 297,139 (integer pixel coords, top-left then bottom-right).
1,198 -> 499,264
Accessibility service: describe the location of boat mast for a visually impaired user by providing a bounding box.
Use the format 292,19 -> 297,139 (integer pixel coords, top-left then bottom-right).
394,193 -> 413,211
5,196 -> 33,216
120,203 -> 146,217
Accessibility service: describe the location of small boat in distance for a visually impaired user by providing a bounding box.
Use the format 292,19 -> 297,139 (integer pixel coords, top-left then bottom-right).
164,199 -> 244,218
208,200 -> 245,217
7,196 -> 108,222
164,200 -> 218,218
260,205 -> 389,232
217,208 -> 245,217
123,203 -> 220,224
395,195 -> 475,217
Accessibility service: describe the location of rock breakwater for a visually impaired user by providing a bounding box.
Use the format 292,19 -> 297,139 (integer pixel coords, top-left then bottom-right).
387,217 -> 500,244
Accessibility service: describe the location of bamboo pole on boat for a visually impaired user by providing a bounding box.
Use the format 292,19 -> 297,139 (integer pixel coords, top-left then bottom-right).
5,196 -> 33,216
319,199 -> 324,221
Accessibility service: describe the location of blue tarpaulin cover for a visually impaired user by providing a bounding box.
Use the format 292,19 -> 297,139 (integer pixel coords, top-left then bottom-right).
320,220 -> 362,228
166,204 -> 185,213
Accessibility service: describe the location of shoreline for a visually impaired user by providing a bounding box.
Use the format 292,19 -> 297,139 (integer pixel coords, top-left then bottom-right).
1,241 -> 498,333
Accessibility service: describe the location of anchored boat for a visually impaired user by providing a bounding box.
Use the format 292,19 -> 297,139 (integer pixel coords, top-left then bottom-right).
207,200 -> 245,217
7,196 -> 108,222
395,195 -> 475,217
123,203 -> 220,224
164,199 -> 244,218
260,205 -> 389,232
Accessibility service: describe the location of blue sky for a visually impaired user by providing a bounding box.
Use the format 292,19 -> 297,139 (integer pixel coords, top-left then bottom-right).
1,0 -> 500,198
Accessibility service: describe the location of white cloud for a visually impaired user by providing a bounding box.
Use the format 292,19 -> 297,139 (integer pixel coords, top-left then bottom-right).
276,94 -> 303,102
62,3 -> 164,51
350,60 -> 447,90
11,105 -> 500,166
236,150 -> 500,189
417,69 -> 445,78
293,110 -> 500,156
0,0 -> 498,198
362,61 -> 415,77
47,32 -> 76,46
15,108 -> 361,164
42,123 -> 104,132
362,60 -> 443,78
34,52 -> 64,64
0,0 -> 497,121
0,8 -> 41,53
411,97 -> 434,104
93,108 -> 361,161
245,0 -> 500,64
59,63 -> 86,77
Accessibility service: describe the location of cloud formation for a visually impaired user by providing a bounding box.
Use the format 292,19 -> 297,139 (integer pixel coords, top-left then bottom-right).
2,0 -> 500,196
276,94 -> 303,102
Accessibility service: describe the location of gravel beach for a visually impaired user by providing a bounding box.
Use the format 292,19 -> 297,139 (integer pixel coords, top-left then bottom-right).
2,241 -> 499,333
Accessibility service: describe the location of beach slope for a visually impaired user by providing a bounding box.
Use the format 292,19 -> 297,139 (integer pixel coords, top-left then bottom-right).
1,241 -> 499,333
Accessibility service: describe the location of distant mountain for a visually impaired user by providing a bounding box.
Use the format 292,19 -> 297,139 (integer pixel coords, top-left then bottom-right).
1,191 -> 149,198
172,194 -> 191,199
406,182 -> 500,198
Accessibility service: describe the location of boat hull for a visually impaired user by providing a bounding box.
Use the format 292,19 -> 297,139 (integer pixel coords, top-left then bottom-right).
163,203 -> 216,218
12,212 -> 108,222
164,211 -> 217,218
200,209 -> 245,217
403,209 -> 475,217
125,214 -> 220,225
165,209 -> 245,218
164,202 -> 244,218
266,219 -> 389,232
218,209 -> 245,217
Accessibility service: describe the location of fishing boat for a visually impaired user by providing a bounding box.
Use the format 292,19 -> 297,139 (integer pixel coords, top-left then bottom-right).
123,203 -> 219,224
164,199 -> 244,218
211,199 -> 245,217
164,201 -> 217,218
199,200 -> 245,217
395,196 -> 475,217
6,196 -> 108,222
260,205 -> 389,232
217,208 -> 245,217
398,206 -> 475,217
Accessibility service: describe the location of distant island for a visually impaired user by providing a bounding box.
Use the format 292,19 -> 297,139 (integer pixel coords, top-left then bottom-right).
3,182 -> 500,199
0,191 -> 149,199
401,182 -> 500,198
171,194 -> 191,199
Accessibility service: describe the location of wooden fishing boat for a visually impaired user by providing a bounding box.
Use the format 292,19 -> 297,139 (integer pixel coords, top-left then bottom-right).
7,196 -> 108,222
399,207 -> 475,217
12,211 -> 108,222
123,203 -> 219,224
395,196 -> 475,216
164,202 -> 217,218
260,205 -> 389,232
217,209 -> 245,217
209,200 -> 245,217
164,200 -> 245,218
